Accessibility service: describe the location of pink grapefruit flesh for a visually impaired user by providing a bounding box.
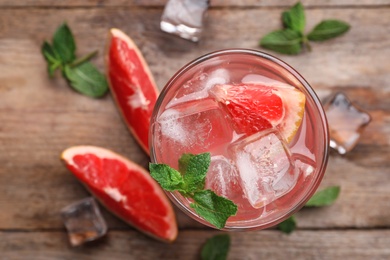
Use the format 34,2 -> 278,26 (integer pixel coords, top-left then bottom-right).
211,83 -> 305,142
61,146 -> 178,243
106,28 -> 159,155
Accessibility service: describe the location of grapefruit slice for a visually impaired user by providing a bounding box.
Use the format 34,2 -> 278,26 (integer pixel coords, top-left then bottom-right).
61,146 -> 178,243
211,83 -> 305,142
106,28 -> 159,155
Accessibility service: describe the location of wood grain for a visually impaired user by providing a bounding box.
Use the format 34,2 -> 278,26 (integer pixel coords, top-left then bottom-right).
1,230 -> 390,259
0,0 -> 389,7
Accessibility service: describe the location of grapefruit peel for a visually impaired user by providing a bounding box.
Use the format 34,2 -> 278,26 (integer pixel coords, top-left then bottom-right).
61,145 -> 178,243
105,28 -> 159,155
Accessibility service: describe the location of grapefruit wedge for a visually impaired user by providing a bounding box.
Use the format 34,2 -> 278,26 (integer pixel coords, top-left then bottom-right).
61,146 -> 178,242
211,83 -> 305,143
106,28 -> 159,155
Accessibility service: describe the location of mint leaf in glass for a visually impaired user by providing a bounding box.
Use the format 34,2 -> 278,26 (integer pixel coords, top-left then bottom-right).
282,2 -> 305,35
179,153 -> 210,193
307,20 -> 350,41
191,190 -> 237,229
41,41 -> 62,77
201,234 -> 231,260
52,23 -> 76,63
277,216 -> 296,234
260,29 -> 302,55
149,163 -> 185,192
305,186 -> 341,207
150,153 -> 237,229
63,62 -> 108,98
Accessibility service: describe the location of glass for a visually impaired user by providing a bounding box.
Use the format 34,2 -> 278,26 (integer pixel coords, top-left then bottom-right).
149,49 -> 329,230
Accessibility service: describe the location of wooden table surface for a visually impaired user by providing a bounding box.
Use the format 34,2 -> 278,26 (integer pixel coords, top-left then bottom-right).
1,1 -> 390,259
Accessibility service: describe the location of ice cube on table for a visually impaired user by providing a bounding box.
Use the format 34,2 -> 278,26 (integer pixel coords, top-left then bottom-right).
323,92 -> 372,154
154,99 -> 233,169
229,129 -> 295,208
160,0 -> 209,42
61,197 -> 107,247
205,155 -> 240,200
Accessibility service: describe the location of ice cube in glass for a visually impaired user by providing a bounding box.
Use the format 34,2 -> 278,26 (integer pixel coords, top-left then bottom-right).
167,68 -> 230,108
160,0 -> 209,42
61,197 -> 107,247
205,155 -> 241,200
229,129 -> 297,208
154,99 -> 233,169
323,92 -> 371,154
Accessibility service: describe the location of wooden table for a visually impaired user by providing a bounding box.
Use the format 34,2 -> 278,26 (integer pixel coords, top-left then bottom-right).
1,1 -> 389,259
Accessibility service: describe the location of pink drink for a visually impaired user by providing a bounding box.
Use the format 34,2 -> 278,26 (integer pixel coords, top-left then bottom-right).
149,49 -> 329,230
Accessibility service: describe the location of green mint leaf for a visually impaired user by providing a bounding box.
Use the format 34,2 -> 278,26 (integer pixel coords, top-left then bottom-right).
179,153 -> 210,193
282,2 -> 305,34
53,23 -> 76,63
307,20 -> 350,42
201,234 -> 231,260
149,163 -> 185,192
260,29 -> 302,55
190,190 -> 237,229
277,216 -> 296,234
305,186 -> 340,207
63,62 -> 108,98
41,41 -> 62,77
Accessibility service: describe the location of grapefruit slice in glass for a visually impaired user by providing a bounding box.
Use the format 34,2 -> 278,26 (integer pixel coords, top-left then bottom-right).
61,146 -> 178,242
211,83 -> 305,142
106,28 -> 159,155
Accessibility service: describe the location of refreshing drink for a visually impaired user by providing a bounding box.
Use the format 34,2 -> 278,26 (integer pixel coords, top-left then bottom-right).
149,49 -> 329,230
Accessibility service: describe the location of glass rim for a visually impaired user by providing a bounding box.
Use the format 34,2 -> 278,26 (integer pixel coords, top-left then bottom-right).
149,48 -> 329,231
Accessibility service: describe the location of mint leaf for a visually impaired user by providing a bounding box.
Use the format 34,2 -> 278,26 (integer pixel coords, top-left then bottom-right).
305,186 -> 340,207
277,216 -> 296,234
191,190 -> 237,229
201,234 -> 230,260
282,2 -> 305,35
149,163 -> 185,192
63,62 -> 108,98
41,41 -> 62,76
179,153 -> 210,193
52,23 -> 76,63
307,20 -> 350,41
260,29 -> 302,55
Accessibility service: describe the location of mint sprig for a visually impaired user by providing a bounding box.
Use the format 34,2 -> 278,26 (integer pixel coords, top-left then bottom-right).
277,216 -> 296,234
305,186 -> 340,207
277,186 -> 341,234
260,2 -> 350,54
201,234 -> 231,260
150,153 -> 238,229
41,23 -> 108,98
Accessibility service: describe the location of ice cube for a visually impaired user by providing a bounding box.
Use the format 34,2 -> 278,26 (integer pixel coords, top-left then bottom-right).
323,92 -> 371,154
166,68 -> 230,109
229,129 -> 295,208
61,197 -> 107,247
205,155 -> 240,200
160,0 -> 209,42
154,99 -> 233,169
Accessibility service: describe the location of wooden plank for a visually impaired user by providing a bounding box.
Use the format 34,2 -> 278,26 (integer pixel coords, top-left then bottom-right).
0,230 -> 390,259
0,7 -> 389,231
0,0 -> 389,7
